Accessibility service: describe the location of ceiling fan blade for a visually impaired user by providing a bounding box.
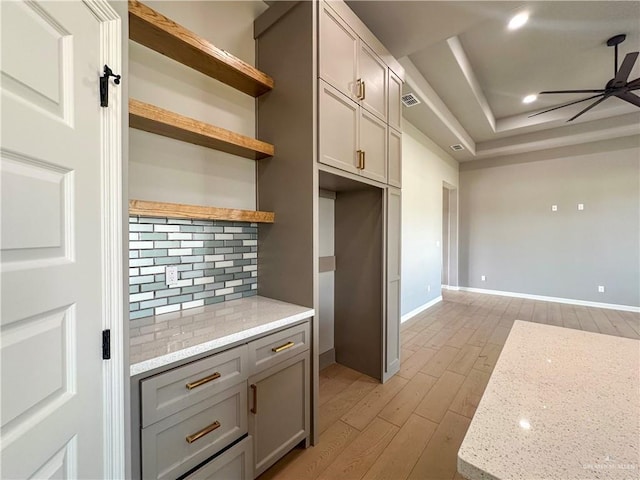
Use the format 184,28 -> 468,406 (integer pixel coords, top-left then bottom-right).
528,93 -> 605,118
567,95 -> 610,122
613,52 -> 639,85
540,89 -> 605,94
628,77 -> 640,88
616,91 -> 640,108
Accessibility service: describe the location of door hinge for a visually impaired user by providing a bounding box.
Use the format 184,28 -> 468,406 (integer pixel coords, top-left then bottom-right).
102,329 -> 111,360
100,64 -> 121,108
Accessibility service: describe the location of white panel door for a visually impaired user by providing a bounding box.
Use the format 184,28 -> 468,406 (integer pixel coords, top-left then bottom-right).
1,2 -> 111,478
358,42 -> 387,122
358,109 -> 387,184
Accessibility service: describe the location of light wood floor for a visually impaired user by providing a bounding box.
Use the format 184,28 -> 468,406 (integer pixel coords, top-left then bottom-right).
259,290 -> 640,480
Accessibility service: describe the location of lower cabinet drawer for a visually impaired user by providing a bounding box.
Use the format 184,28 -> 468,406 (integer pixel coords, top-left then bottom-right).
248,321 -> 310,375
184,436 -> 254,480
141,383 -> 247,480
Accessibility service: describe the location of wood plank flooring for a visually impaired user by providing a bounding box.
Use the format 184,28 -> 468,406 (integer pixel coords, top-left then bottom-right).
258,290 -> 640,480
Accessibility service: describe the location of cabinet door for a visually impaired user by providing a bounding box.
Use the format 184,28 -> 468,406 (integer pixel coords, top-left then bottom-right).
359,42 -> 387,122
319,2 -> 358,100
384,187 -> 401,382
183,436 -> 253,480
248,352 -> 310,477
319,80 -> 359,175
388,127 -> 402,188
359,109 -> 387,184
388,69 -> 402,131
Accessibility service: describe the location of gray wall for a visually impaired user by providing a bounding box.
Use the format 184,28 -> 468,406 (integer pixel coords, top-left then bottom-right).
459,141 -> 640,308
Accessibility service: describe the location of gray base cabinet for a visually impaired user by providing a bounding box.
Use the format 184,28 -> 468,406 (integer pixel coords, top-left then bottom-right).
248,348 -> 310,476
184,437 -> 253,480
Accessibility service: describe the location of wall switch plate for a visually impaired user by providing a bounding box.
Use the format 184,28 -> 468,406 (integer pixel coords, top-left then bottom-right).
577,203 -> 584,211
481,275 -> 486,281
551,205 -> 558,212
166,266 -> 178,286
598,285 -> 605,293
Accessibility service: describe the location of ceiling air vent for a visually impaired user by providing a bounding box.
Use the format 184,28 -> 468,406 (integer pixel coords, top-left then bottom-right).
401,93 -> 421,107
450,144 -> 465,152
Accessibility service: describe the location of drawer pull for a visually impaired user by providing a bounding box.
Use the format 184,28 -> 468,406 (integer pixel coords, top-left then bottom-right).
250,384 -> 257,414
185,372 -> 221,390
272,341 -> 295,353
185,420 -> 221,444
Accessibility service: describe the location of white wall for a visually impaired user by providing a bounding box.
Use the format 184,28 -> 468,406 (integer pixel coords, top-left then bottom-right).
401,121 -> 459,319
129,1 -> 267,209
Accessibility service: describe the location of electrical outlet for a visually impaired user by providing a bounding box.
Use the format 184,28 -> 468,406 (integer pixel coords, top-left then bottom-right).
551,205 -> 558,212
481,275 -> 486,282
598,285 -> 605,293
577,203 -> 584,211
166,266 -> 178,286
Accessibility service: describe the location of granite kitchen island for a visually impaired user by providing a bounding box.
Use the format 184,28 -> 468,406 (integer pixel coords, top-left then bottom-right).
458,320 -> 639,480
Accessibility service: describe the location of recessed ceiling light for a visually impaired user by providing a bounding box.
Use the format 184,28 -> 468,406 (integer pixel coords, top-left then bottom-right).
508,11 -> 529,30
523,94 -> 537,104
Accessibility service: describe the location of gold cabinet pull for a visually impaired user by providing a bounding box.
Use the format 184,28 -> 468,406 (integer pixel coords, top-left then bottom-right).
356,78 -> 363,99
361,80 -> 365,100
186,420 -> 220,444
186,372 -> 221,390
272,341 -> 295,353
356,150 -> 363,169
250,384 -> 257,414
361,150 -> 366,170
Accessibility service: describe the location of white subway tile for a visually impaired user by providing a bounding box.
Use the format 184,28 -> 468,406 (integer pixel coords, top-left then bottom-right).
130,224 -> 153,232
243,252 -> 257,259
168,232 -> 192,240
140,265 -> 165,275
193,277 -> 217,285
223,227 -> 243,233
168,248 -> 192,256
225,279 -> 242,288
215,260 -> 233,268
251,271 -> 257,277
129,268 -> 139,276
204,255 -> 224,262
243,240 -> 257,246
243,265 -> 258,272
129,233 -> 139,241
130,241 -> 154,249
168,279 -> 193,288
154,225 -> 180,232
215,287 -> 234,296
182,299 -> 204,310
130,258 -> 154,267
214,233 -> 233,240
155,304 -> 181,315
181,240 -> 203,248
130,292 -> 153,302
251,283 -> 257,290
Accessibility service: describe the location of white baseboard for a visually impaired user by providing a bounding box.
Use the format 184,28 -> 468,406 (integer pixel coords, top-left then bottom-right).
458,287 -> 640,313
401,296 -> 443,323
442,285 -> 460,291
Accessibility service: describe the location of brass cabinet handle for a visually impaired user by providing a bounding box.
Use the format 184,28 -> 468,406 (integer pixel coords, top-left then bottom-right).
186,372 -> 221,390
250,384 -> 257,414
356,78 -> 363,99
186,420 -> 220,444
361,150 -> 366,170
356,150 -> 363,169
361,80 -> 366,100
272,341 -> 295,353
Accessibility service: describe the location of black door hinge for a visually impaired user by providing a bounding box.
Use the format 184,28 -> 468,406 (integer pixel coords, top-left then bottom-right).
102,329 -> 111,360
100,64 -> 121,108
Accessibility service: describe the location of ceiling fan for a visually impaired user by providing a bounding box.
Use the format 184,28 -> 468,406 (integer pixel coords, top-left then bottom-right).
530,34 -> 640,122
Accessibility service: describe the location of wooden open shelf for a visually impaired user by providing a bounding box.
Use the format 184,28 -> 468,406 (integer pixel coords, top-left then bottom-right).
129,0 -> 274,97
129,99 -> 274,160
130,200 -> 275,223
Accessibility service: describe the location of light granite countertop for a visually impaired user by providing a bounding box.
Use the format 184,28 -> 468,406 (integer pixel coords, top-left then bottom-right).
129,296 -> 314,377
458,320 -> 640,480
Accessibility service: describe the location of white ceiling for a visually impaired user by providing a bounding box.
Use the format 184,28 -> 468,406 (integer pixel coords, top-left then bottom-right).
346,1 -> 640,162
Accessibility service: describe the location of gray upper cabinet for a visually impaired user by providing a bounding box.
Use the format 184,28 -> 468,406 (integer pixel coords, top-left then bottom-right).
388,69 -> 402,132
359,42 -> 387,122
359,109 -> 387,183
388,127 -> 402,188
319,2 -> 358,102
